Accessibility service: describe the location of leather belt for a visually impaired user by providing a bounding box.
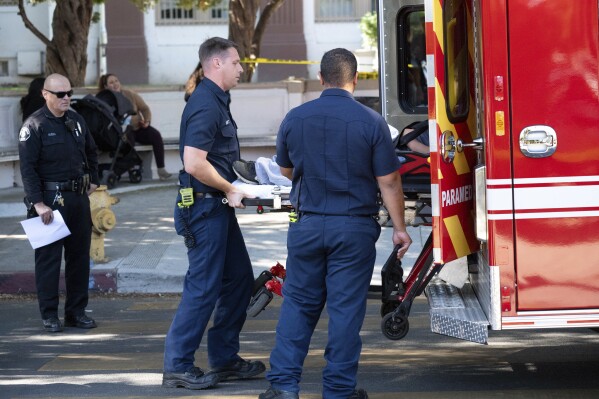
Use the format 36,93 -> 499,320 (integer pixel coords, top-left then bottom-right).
195,192 -> 225,199
43,180 -> 79,192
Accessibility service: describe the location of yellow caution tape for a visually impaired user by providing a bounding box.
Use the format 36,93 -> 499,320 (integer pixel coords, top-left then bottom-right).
241,58 -> 379,79
358,72 -> 378,79
241,58 -> 319,65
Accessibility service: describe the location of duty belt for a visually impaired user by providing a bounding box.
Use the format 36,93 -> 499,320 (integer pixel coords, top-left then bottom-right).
195,192 -> 225,199
43,180 -> 80,192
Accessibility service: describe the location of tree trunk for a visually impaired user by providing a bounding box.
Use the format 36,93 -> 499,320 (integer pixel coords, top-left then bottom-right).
19,0 -> 93,86
47,0 -> 94,86
229,0 -> 286,82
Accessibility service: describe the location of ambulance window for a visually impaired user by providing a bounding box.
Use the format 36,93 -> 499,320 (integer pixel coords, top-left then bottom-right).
397,8 -> 427,114
443,0 -> 469,122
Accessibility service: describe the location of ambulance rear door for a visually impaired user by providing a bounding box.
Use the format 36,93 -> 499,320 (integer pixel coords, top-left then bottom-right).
428,0 -> 480,264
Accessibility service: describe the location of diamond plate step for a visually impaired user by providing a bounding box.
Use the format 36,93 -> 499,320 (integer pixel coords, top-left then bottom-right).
425,276 -> 490,344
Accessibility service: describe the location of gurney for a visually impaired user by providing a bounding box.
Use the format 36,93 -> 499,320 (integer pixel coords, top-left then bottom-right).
233,180 -> 292,317
234,180 -> 292,210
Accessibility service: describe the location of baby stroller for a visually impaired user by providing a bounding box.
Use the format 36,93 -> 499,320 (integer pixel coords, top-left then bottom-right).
71,90 -> 143,189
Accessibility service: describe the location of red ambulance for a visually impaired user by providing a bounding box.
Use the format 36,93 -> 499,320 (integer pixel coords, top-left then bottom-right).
379,0 -> 599,344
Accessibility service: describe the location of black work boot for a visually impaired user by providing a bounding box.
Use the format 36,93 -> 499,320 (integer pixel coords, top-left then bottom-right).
64,314 -> 97,329
42,317 -> 63,333
347,388 -> 369,398
259,386 -> 299,399
162,366 -> 219,390
211,358 -> 266,380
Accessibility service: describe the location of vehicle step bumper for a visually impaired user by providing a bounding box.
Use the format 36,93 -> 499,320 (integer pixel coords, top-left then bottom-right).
425,277 -> 490,344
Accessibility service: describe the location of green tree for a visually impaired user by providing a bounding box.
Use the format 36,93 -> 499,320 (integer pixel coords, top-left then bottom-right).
17,0 -> 286,85
359,11 -> 377,49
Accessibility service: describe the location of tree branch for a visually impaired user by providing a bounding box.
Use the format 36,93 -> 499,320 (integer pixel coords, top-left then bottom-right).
253,0 -> 285,51
17,0 -> 54,49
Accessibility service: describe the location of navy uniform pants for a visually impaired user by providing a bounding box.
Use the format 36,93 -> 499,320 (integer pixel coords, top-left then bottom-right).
35,191 -> 91,319
266,213 -> 381,399
164,197 -> 253,372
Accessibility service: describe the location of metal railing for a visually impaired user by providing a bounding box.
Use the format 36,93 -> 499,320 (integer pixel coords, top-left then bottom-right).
156,0 -> 229,25
315,0 -> 374,22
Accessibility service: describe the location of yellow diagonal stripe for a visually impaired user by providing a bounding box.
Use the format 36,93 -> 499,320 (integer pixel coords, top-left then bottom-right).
434,82 -> 471,176
433,0 -> 444,50
453,148 -> 470,175
443,214 -> 470,258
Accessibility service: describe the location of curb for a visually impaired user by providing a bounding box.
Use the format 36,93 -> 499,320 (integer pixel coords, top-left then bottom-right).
0,269 -> 117,295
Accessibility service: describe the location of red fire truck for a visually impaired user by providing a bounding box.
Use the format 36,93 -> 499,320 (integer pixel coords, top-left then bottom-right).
378,0 -> 599,344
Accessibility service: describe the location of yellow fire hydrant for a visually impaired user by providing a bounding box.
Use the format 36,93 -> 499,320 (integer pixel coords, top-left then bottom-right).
89,185 -> 119,263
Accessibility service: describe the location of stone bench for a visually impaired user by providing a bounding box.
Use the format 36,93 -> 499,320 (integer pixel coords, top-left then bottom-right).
0,147 -> 18,163
0,147 -> 20,188
0,134 -> 277,188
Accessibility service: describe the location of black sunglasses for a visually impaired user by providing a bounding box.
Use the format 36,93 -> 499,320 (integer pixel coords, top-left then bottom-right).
44,89 -> 74,99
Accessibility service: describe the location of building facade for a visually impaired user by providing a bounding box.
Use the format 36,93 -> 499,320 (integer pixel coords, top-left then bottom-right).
0,0 -> 375,86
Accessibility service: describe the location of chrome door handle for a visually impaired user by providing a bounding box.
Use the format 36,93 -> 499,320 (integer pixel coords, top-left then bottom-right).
457,137 -> 484,152
440,131 -> 484,163
519,125 -> 557,158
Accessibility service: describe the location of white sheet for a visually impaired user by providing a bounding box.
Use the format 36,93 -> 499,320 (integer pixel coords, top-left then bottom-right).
233,180 -> 291,199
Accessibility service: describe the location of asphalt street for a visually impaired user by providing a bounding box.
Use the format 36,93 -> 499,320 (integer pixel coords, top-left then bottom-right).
2,293 -> 599,398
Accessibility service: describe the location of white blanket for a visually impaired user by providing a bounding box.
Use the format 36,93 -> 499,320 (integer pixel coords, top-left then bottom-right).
233,180 -> 291,199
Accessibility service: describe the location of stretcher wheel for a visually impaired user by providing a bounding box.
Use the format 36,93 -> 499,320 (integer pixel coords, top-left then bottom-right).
381,312 -> 409,340
252,270 -> 274,296
129,169 -> 142,183
380,302 -> 398,318
247,287 -> 273,317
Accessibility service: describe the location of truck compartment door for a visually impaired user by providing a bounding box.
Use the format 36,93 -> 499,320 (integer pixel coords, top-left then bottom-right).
508,0 -> 599,310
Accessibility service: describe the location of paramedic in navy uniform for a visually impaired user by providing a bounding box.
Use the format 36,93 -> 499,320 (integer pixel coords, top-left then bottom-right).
18,73 -> 99,333
162,37 -> 265,390
260,48 -> 413,399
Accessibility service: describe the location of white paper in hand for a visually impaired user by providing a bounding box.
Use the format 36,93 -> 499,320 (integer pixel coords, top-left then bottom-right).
20,210 -> 71,249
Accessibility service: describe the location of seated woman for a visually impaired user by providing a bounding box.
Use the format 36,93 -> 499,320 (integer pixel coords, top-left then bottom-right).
98,73 -> 173,180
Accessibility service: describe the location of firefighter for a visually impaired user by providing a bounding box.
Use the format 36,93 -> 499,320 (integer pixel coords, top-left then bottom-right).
19,73 -> 100,333
260,48 -> 412,399
162,37 -> 265,391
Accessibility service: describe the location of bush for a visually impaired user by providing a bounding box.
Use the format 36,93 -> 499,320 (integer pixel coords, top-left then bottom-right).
360,11 -> 378,49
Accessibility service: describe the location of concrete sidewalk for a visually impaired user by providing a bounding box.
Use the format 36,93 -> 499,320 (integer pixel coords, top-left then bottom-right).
0,179 -> 430,294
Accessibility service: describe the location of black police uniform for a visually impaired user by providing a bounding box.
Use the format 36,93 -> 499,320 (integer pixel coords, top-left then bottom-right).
19,105 -> 99,321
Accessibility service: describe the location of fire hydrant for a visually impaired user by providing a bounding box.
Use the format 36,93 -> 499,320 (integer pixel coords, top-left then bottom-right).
89,185 -> 119,263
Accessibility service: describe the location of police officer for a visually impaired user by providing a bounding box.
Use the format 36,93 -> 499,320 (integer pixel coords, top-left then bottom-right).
260,49 -> 413,399
19,73 -> 100,333
162,37 -> 265,390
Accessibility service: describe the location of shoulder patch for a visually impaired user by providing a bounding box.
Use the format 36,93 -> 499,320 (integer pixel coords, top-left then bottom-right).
19,126 -> 30,142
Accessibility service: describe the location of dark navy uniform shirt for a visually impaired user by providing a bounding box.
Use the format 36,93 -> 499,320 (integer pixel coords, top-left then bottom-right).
18,105 -> 99,204
179,77 -> 240,193
276,88 -> 401,216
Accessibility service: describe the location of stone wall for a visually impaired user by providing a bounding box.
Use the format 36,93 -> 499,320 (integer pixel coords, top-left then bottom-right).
0,79 -> 379,188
